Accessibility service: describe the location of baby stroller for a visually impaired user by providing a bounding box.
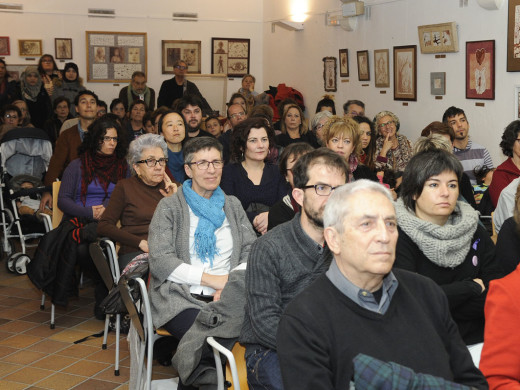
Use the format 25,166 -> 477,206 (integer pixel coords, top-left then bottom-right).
0,128 -> 53,274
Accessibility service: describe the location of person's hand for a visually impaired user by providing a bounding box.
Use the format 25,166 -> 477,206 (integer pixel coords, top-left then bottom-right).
39,192 -> 52,212
139,240 -> 149,253
201,273 -> 229,290
253,211 -> 269,235
159,174 -> 177,197
473,278 -> 485,293
213,289 -> 223,302
380,133 -> 393,156
92,205 -> 105,220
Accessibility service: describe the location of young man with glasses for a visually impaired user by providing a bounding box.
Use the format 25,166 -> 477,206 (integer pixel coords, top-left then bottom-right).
157,60 -> 212,115
240,148 -> 348,390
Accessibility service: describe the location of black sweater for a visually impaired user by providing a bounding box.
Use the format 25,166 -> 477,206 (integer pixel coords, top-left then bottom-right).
277,270 -> 487,390
395,224 -> 503,345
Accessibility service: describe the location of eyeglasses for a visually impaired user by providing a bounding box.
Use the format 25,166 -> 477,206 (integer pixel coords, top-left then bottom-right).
229,112 -> 245,120
136,158 -> 168,167
102,136 -> 118,143
315,123 -> 325,130
378,120 -> 395,129
175,65 -> 187,70
4,114 -> 18,119
301,184 -> 340,196
188,160 -> 224,170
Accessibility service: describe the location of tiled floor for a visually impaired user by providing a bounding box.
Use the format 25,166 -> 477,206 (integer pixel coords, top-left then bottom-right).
0,262 -> 177,389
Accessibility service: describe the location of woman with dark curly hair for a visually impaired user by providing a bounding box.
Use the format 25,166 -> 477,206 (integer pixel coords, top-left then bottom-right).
37,54 -> 60,98
489,120 -> 520,207
353,115 -> 377,171
221,117 -> 288,235
58,115 -> 129,221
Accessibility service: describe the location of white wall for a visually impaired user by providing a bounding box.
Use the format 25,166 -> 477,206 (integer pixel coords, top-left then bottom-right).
263,0 -> 516,165
0,0 -> 263,114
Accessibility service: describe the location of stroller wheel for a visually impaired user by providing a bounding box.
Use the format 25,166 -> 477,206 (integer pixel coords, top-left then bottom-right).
14,254 -> 31,275
6,252 -> 20,273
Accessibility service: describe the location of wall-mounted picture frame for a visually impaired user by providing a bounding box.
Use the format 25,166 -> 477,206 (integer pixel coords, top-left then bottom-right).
211,38 -> 250,77
55,38 -> 72,60
418,22 -> 458,54
162,40 -> 201,74
430,72 -> 446,95
5,64 -> 27,82
374,49 -> 390,88
339,49 -> 349,77
323,57 -> 337,92
393,45 -> 417,101
0,37 -> 10,56
507,1 -> 520,71
86,31 -> 147,83
466,40 -> 495,100
18,39 -> 42,57
357,50 -> 370,81
514,85 -> 520,119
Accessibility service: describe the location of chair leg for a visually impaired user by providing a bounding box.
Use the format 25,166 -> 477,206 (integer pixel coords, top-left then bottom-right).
50,303 -> 55,329
102,315 -> 110,349
115,313 -> 120,376
137,340 -> 146,390
40,293 -> 45,310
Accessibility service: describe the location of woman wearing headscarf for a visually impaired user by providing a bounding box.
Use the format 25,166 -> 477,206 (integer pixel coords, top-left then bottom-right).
19,66 -> 52,129
52,62 -> 85,117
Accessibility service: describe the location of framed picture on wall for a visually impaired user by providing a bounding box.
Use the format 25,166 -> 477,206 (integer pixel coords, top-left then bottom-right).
466,40 -> 495,100
161,40 -> 201,74
515,85 -> 520,119
357,50 -> 370,81
430,72 -> 446,95
339,49 -> 349,77
374,49 -> 390,88
417,22 -> 458,54
507,1 -> 520,71
55,38 -> 72,60
393,45 -> 417,101
86,31 -> 147,83
5,64 -> 27,82
18,39 -> 42,57
323,57 -> 337,92
0,37 -> 10,56
211,38 -> 250,77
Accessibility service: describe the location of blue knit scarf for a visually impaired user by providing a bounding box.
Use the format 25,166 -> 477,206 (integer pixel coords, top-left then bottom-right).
182,179 -> 226,267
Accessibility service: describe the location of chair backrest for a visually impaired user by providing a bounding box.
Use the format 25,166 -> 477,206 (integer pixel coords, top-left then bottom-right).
226,342 -> 248,390
52,181 -> 63,228
119,277 -> 146,341
207,337 -> 249,390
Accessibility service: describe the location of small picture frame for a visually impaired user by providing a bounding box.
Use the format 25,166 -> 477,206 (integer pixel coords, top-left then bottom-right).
393,45 -> 417,101
0,37 -> 10,56
418,22 -> 459,54
211,38 -> 250,77
466,40 -> 495,100
430,72 -> 446,95
18,39 -> 42,57
374,49 -> 390,88
514,85 -> 520,119
162,40 -> 201,74
323,57 -> 337,92
357,50 -> 370,81
507,1 -> 520,71
339,49 -> 349,77
55,38 -> 72,60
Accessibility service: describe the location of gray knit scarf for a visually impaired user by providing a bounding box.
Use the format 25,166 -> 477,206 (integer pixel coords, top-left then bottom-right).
20,67 -> 42,102
394,199 -> 479,268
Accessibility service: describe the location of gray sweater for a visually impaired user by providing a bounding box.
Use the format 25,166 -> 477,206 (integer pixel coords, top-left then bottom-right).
148,189 -> 256,328
240,214 -> 332,350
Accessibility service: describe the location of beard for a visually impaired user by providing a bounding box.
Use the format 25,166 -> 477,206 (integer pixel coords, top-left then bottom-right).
302,200 -> 324,229
187,119 -> 201,133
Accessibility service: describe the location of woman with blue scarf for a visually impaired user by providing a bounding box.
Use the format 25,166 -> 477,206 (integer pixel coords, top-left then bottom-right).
147,137 -> 256,378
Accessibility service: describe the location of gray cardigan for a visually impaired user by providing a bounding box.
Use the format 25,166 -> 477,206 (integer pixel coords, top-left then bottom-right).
148,188 -> 256,328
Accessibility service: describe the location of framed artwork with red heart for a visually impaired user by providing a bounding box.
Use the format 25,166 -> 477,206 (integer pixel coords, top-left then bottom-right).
466,40 -> 495,100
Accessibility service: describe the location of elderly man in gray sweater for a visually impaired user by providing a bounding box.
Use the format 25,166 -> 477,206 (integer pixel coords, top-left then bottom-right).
240,148 -> 348,390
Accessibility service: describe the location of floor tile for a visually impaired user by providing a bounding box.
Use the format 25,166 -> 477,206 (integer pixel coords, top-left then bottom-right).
0,320 -> 37,333
0,333 -> 42,349
55,344 -> 99,359
30,354 -> 76,371
3,366 -> 53,384
63,360 -> 110,377
1,350 -> 46,365
0,380 -> 26,389
27,339 -> 69,354
72,379 -> 119,390
35,372 -> 87,389
0,361 -> 23,377
93,366 -> 129,384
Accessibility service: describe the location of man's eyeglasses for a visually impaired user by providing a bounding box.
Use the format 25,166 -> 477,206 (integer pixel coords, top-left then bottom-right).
136,158 -> 168,167
4,114 -> 18,119
229,112 -> 245,120
102,136 -> 118,143
188,160 -> 224,170
175,65 -> 187,70
301,184 -> 340,196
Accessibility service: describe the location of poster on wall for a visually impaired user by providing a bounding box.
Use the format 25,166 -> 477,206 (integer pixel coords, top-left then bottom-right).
85,31 -> 147,83
211,38 -> 250,77
393,45 -> 417,101
323,57 -> 337,92
466,40 -> 495,100
507,0 -> 520,71
161,40 -> 201,74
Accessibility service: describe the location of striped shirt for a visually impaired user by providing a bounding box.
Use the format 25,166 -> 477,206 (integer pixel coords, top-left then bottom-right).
453,138 -> 494,185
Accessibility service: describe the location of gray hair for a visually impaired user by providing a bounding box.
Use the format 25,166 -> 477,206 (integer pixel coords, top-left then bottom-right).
324,179 -> 393,233
183,136 -> 223,164
373,110 -> 400,133
127,134 -> 168,174
310,111 -> 333,130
